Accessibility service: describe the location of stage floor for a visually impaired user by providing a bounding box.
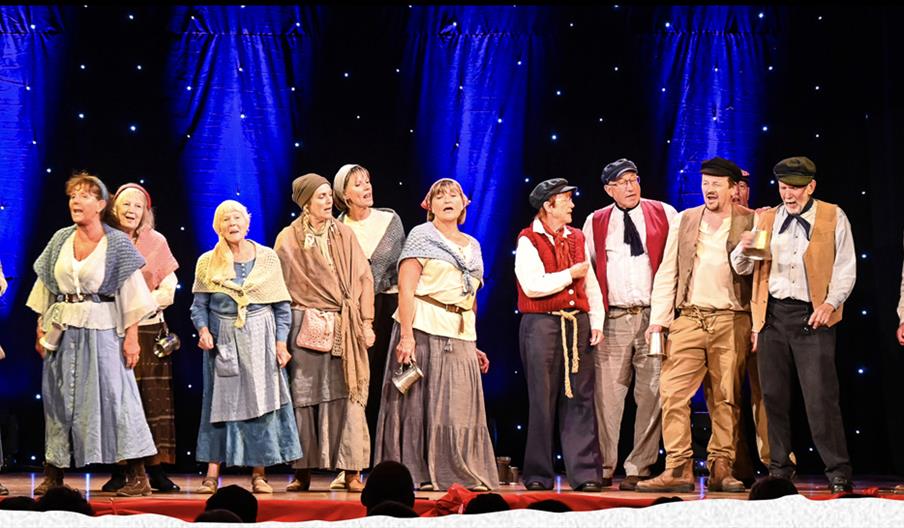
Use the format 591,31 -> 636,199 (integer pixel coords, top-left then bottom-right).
2,472 -> 903,522
1,472 -> 901,500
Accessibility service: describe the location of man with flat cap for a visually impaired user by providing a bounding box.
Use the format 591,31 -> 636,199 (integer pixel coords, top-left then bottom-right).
731,156 -> 856,493
637,157 -> 753,493
515,178 -> 605,492
581,159 -> 676,490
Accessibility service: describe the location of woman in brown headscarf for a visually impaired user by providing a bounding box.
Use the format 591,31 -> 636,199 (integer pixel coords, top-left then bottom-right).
274,173 -> 376,492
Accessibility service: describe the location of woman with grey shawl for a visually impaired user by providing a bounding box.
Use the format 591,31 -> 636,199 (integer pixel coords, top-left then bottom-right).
374,178 -> 498,491
26,172 -> 159,497
330,164 -> 405,489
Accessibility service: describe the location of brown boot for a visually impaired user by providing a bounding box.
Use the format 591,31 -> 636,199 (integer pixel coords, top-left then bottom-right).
635,461 -> 694,493
34,464 -> 66,496
117,460 -> 152,497
707,458 -> 746,492
286,469 -> 311,492
344,471 -> 364,493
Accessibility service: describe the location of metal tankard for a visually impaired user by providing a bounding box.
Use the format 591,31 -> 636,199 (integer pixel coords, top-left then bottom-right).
392,357 -> 424,395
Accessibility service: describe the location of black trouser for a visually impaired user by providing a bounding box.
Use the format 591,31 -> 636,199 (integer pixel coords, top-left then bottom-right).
366,292 -> 398,459
519,312 -> 601,489
757,297 -> 852,481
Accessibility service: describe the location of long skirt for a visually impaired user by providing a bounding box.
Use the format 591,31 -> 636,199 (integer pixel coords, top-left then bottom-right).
288,308 -> 370,471
42,327 -> 157,468
374,323 -> 498,490
196,309 -> 301,468
133,322 -> 177,464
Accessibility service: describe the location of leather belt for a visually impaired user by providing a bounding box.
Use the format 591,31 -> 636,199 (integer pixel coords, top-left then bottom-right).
416,295 -> 469,333
55,293 -> 114,303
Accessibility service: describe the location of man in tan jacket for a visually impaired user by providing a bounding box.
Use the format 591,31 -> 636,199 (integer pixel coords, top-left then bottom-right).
637,157 -> 753,493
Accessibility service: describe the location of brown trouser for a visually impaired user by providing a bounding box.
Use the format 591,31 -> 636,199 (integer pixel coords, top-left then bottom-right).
660,308 -> 751,468
704,344 -> 771,470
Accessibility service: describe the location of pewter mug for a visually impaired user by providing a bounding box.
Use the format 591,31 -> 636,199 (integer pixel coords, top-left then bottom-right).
647,330 -> 665,357
392,357 -> 424,395
742,229 -> 772,261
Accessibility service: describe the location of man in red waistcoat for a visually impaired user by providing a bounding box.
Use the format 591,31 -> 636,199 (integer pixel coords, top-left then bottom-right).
515,178 -> 605,492
581,158 -> 676,490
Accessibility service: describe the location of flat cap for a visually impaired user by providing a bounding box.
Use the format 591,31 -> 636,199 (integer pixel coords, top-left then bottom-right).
529,178 -> 578,209
701,157 -> 742,182
601,158 -> 638,184
773,156 -> 816,186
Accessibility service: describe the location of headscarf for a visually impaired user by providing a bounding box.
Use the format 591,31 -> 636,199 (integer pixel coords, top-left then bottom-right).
207,200 -> 251,284
292,173 -> 330,209
332,164 -> 362,213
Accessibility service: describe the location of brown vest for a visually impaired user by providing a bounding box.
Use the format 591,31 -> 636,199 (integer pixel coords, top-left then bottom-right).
675,204 -> 753,311
750,199 -> 842,332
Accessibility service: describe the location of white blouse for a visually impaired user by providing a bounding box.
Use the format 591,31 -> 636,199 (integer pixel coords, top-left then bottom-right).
26,233 -> 156,336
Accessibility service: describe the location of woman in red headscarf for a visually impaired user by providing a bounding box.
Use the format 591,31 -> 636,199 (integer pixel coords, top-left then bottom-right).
105,183 -> 181,492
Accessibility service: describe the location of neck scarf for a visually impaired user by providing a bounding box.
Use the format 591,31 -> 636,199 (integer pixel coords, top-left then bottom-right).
779,198 -> 814,240
539,219 -> 574,268
616,204 -> 645,257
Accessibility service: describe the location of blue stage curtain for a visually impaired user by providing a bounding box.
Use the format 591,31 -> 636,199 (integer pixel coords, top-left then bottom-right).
0,7 -> 66,321
642,6 -> 778,209
165,6 -> 317,249
401,5 -> 543,304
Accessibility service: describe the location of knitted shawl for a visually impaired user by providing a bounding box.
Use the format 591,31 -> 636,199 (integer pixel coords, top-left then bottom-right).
135,229 -> 179,291
338,208 -> 406,294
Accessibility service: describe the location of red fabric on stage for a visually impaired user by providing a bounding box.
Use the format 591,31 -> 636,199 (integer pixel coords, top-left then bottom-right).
86,493 -> 660,522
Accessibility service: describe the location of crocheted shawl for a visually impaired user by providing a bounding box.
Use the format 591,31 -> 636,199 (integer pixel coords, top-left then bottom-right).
192,241 -> 291,328
399,222 -> 483,295
33,224 -> 146,296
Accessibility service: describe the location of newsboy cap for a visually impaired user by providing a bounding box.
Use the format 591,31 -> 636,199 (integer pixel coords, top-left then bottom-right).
601,158 -> 638,185
700,157 -> 742,182
529,178 -> 578,209
773,156 -> 816,186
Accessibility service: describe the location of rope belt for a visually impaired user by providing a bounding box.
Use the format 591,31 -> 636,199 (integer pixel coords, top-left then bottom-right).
55,293 -> 114,303
416,295 -> 469,334
606,305 -> 647,320
550,309 -> 581,399
680,305 -> 735,334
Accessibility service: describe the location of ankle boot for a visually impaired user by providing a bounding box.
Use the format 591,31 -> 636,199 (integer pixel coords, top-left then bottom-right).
101,464 -> 127,492
117,460 -> 152,497
635,461 -> 695,493
707,458 -> 746,492
34,464 -> 65,496
344,471 -> 364,493
147,465 -> 180,492
286,469 -> 311,492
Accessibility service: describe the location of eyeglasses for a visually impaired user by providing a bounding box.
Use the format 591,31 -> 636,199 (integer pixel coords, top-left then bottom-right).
607,177 -> 640,189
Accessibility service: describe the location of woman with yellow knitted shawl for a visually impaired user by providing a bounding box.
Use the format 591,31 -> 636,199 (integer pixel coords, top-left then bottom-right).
275,174 -> 375,493
190,200 -> 301,495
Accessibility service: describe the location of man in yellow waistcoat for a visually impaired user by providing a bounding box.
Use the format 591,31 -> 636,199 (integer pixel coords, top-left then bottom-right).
730,156 -> 856,493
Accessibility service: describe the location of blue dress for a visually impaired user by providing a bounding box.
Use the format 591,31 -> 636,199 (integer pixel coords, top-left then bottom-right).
190,259 -> 301,467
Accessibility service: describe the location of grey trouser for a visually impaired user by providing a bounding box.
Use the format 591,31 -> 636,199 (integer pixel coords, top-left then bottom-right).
594,306 -> 662,478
